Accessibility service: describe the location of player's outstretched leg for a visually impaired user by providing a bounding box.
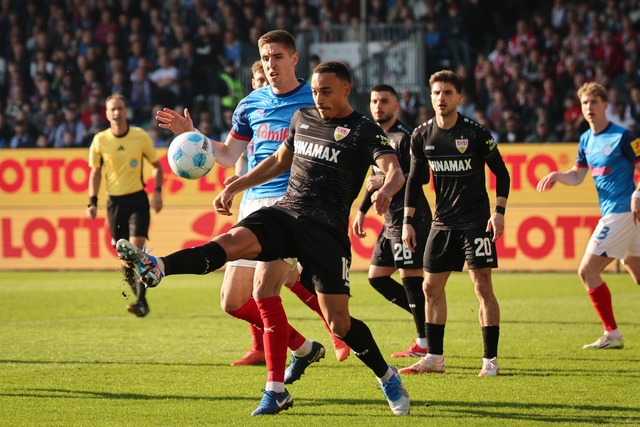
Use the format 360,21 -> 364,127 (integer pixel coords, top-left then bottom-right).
251,389 -> 293,416
116,239 -> 164,287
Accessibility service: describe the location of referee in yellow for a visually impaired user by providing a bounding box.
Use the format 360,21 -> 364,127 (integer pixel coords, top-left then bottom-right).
86,93 -> 164,317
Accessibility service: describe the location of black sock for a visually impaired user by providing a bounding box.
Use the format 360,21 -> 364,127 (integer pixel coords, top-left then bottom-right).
426,323 -> 445,355
369,276 -> 411,313
163,241 -> 227,276
482,325 -> 500,359
341,317 -> 389,378
402,276 -> 426,338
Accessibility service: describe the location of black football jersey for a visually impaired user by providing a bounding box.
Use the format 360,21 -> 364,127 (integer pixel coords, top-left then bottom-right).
410,114 -> 502,229
279,107 -> 394,233
371,120 -> 431,238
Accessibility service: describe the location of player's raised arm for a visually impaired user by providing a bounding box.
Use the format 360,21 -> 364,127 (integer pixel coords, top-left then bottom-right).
214,143 -> 294,215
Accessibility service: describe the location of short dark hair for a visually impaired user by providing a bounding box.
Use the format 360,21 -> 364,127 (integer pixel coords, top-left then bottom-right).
313,61 -> 351,84
258,30 -> 297,53
371,84 -> 398,98
429,70 -> 462,94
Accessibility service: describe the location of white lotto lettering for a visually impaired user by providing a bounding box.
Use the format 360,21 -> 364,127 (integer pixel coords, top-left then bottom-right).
428,159 -> 472,172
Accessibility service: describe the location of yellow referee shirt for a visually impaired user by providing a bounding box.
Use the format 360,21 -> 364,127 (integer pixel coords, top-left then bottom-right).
88,127 -> 158,196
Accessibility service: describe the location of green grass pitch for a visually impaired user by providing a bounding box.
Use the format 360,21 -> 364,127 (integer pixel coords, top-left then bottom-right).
1,271 -> 639,426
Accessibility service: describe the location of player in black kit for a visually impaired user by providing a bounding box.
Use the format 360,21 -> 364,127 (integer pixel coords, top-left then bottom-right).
116,61 -> 411,416
400,70 -> 510,377
353,84 -> 432,359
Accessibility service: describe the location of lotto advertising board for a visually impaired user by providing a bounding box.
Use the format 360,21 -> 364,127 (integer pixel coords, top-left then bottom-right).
0,144 -> 605,271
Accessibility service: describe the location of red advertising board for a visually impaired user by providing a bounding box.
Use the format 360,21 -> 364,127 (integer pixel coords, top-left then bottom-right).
0,144 -> 610,271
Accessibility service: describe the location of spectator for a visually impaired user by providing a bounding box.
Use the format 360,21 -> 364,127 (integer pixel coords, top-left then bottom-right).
148,49 -> 180,108
129,65 -> 155,124
0,114 -> 14,148
218,61 -> 244,111
53,105 -> 86,148
499,113 -> 526,143
9,121 -> 35,148
81,92 -> 107,129
524,118 -> 561,143
398,88 -> 420,127
442,3 -> 471,69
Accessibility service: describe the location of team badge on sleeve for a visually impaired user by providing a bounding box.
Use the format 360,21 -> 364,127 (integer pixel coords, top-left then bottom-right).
334,126 -> 351,141
455,139 -> 468,153
630,137 -> 640,157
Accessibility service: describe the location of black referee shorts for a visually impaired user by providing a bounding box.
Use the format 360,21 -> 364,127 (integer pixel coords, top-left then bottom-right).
106,190 -> 150,246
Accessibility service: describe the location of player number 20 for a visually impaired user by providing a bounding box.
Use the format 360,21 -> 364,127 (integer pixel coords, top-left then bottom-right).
393,243 -> 412,262
474,237 -> 493,257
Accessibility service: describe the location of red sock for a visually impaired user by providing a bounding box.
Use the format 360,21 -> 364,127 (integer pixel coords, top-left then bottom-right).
256,296 -> 291,383
587,282 -> 618,332
228,298 -> 264,351
289,281 -> 333,335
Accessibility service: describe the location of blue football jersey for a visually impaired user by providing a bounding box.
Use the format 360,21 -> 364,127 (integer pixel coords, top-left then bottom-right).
230,79 -> 314,199
576,122 -> 640,215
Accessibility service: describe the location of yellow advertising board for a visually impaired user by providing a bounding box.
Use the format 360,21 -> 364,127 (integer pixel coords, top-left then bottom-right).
0,144 -> 613,271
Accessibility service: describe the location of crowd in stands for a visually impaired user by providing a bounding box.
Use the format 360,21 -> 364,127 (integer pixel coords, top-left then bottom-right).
1,0 -> 640,149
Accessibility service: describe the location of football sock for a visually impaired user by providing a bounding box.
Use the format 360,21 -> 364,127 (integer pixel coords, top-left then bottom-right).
162,241 -> 226,275
426,323 -> 445,355
341,317 -> 388,378
228,298 -> 265,351
249,324 -> 264,352
588,282 -> 618,332
481,325 -> 500,359
402,276 -> 426,338
136,278 -> 147,302
265,381 -> 285,393
288,281 -> 336,338
256,296 -> 289,383
292,339 -> 312,357
369,276 -> 411,313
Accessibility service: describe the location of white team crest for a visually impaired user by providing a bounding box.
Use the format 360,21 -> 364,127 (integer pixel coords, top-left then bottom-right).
455,139 -> 469,153
334,126 -> 351,141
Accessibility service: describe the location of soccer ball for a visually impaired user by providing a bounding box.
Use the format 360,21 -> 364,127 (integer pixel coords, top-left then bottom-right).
167,131 -> 216,179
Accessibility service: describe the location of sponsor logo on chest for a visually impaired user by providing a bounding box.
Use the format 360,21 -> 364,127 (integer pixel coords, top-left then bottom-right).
428,158 -> 472,172
294,140 -> 341,163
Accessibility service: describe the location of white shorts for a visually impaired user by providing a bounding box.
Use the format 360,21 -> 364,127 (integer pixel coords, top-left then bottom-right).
227,196 -> 297,269
585,212 -> 640,259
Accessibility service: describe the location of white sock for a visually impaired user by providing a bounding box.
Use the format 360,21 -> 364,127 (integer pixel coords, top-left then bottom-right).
292,339 -> 312,357
378,367 -> 394,384
425,353 -> 444,362
606,329 -> 622,339
416,337 -> 427,348
265,382 -> 285,393
155,257 -> 165,273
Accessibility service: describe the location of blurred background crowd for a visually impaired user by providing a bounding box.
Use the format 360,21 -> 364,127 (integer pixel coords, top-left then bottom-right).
1,0 -> 640,149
